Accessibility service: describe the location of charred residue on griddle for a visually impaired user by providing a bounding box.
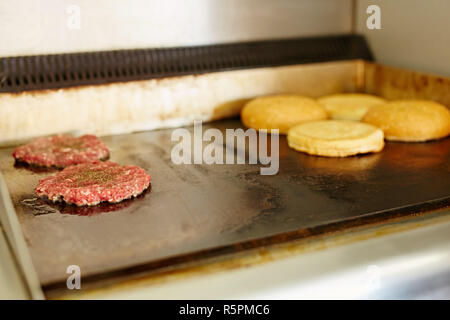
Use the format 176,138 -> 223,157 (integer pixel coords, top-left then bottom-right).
20,197 -> 59,216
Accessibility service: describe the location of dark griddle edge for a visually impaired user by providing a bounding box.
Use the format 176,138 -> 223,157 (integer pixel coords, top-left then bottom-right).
42,196 -> 449,294
0,34 -> 373,93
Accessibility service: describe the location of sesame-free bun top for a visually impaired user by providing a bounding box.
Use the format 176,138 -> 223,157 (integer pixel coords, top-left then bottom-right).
287,120 -> 385,157
362,99 -> 450,142
241,94 -> 327,134
318,93 -> 386,121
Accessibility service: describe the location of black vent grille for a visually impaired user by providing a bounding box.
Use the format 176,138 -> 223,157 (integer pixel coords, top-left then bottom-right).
0,35 -> 372,93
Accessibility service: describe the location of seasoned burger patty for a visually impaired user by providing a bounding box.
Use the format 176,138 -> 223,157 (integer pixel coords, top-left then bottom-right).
13,135 -> 110,168
35,161 -> 151,206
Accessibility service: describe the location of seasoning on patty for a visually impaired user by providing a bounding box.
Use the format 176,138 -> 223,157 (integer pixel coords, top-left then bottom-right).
35,161 -> 151,206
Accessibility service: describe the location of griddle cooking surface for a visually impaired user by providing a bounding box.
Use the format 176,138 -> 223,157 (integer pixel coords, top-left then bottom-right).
0,119 -> 449,286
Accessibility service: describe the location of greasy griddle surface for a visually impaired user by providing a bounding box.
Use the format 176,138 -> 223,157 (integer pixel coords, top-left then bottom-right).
0,119 -> 449,286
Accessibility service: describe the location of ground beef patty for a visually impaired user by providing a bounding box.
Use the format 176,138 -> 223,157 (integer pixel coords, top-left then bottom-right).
13,135 -> 109,168
35,161 -> 151,206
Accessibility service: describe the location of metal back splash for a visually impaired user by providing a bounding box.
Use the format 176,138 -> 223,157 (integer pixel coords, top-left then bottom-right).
0,35 -> 372,93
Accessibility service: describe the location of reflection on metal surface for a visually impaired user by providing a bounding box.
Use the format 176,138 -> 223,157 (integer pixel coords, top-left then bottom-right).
300,152 -> 381,172
382,139 -> 450,169
0,119 -> 449,290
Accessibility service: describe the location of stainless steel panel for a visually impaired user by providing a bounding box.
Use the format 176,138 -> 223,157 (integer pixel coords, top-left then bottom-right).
0,0 -> 353,57
356,0 -> 450,77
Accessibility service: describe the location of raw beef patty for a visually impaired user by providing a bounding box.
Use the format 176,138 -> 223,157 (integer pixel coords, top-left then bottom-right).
35,161 -> 151,206
13,135 -> 109,167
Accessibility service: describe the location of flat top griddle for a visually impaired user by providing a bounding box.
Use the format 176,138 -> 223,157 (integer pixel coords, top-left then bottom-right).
0,119 -> 449,288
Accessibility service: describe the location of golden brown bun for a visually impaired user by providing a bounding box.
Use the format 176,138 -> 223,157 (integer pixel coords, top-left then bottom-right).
362,99 -> 450,142
318,93 -> 386,121
241,95 -> 327,134
287,120 -> 384,157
